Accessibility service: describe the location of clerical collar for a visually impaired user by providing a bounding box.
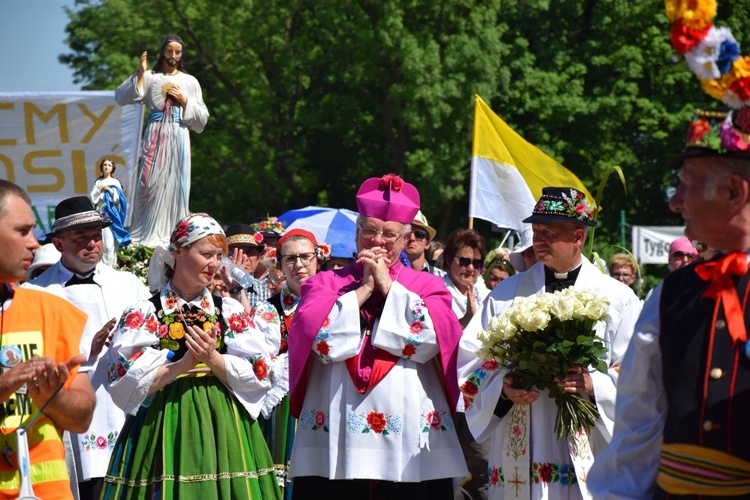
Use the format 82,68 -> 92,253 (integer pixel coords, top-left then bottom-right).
544,264 -> 582,283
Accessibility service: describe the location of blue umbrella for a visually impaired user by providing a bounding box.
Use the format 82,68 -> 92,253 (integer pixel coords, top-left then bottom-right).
278,206 -> 359,259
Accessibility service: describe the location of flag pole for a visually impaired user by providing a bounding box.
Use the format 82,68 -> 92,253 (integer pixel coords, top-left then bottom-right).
468,217 -> 474,229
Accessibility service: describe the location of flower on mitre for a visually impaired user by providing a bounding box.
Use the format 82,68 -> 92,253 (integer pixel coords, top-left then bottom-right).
253,232 -> 264,244
227,314 -> 247,333
402,344 -> 417,358
169,323 -> 185,339
687,118 -> 712,143
426,410 -> 442,430
253,358 -> 268,380
367,411 -> 387,433
379,174 -> 403,192
671,19 -> 710,54
125,311 -> 145,329
315,411 -> 326,428
144,315 -> 159,334
409,321 -> 424,334
316,341 -> 330,356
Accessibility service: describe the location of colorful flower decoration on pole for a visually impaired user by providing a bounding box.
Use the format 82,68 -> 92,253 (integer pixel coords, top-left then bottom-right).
667,0 -> 750,151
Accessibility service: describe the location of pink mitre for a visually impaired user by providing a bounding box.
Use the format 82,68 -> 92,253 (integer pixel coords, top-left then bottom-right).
355,173 -> 420,224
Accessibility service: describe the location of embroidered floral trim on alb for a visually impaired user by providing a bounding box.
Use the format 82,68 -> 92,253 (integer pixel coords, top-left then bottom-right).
402,300 -> 427,359
298,409 -> 330,432
420,410 -> 454,433
346,410 -> 403,436
314,316 -> 333,363
460,359 -> 500,410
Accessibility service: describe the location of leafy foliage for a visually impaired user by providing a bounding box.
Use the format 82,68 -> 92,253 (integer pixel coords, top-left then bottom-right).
60,0 -> 750,259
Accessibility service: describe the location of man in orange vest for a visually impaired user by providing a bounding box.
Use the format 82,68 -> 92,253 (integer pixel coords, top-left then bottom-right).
0,180 -> 95,500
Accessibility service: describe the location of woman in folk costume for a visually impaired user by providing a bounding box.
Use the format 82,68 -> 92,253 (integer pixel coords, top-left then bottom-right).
287,174 -> 468,498
102,213 -> 282,499
259,228 -> 329,499
89,158 -> 130,265
115,34 -> 209,247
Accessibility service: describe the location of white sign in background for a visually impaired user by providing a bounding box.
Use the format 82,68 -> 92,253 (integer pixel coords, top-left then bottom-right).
0,92 -> 142,239
632,225 -> 687,264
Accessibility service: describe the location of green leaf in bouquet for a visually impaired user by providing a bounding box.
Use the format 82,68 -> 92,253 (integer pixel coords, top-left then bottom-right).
596,360 -> 608,373
532,352 -> 547,363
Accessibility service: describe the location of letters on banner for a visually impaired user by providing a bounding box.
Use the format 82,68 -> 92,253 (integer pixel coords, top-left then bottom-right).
631,226 -> 687,264
0,92 -> 142,239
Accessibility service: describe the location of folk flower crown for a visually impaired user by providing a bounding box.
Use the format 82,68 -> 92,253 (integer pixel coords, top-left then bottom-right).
667,0 -> 750,152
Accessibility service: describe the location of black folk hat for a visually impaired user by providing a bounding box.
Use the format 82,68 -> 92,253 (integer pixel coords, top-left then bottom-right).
47,196 -> 112,239
522,187 -> 597,227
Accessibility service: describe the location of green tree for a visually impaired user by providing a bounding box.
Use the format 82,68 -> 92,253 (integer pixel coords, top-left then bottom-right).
60,0 -> 750,254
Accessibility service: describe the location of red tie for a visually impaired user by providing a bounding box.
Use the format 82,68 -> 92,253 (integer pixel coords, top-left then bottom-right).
695,253 -> 749,345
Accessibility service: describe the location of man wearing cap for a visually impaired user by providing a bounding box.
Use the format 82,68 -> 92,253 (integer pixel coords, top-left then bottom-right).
288,174 -> 467,497
458,187 -> 641,499
0,181 -> 95,499
404,210 -> 446,277
24,196 -> 150,499
224,223 -> 269,307
589,107 -> 750,498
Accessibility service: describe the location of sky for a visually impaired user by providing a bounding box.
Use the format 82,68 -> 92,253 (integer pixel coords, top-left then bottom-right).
0,0 -> 80,92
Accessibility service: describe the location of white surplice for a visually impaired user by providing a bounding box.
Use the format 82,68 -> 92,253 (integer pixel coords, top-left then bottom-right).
458,258 -> 642,499
289,281 -> 468,482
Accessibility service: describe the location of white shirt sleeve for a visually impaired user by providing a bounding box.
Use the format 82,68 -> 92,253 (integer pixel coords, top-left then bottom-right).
588,287 -> 666,500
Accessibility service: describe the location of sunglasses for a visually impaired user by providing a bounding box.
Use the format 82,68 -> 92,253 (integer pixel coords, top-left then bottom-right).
411,229 -> 428,240
455,256 -> 483,269
670,251 -> 696,260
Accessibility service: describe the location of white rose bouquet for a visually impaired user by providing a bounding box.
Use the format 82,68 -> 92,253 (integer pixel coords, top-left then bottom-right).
477,287 -> 610,439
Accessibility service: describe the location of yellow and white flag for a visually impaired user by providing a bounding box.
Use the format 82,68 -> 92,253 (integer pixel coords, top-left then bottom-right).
469,95 -> 593,231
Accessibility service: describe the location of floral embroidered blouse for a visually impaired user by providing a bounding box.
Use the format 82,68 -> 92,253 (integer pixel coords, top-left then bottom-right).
106,283 -> 282,419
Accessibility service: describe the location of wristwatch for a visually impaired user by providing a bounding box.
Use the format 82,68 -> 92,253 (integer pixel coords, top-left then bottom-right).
228,286 -> 244,295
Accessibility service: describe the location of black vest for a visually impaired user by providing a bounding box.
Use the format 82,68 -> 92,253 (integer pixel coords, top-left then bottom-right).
659,263 -> 750,461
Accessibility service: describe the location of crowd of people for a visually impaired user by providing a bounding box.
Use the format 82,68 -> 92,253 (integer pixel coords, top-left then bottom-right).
2,27 -> 750,500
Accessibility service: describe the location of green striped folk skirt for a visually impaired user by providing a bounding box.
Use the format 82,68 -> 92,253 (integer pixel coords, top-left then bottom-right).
102,376 -> 281,499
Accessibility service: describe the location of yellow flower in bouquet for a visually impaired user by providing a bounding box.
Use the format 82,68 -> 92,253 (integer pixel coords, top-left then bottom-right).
477,288 -> 610,439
